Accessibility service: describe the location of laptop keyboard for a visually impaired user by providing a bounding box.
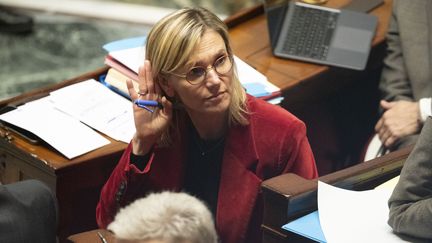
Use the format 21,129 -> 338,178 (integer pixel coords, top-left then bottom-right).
282,4 -> 339,60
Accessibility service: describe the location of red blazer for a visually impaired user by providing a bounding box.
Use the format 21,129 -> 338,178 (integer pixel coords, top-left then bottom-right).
96,95 -> 317,243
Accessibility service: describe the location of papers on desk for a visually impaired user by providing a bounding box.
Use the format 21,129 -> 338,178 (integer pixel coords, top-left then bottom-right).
234,56 -> 280,99
103,36 -> 282,103
283,180 -> 410,243
49,79 -> 135,143
318,181 -> 409,243
0,79 -> 135,159
0,96 -> 110,159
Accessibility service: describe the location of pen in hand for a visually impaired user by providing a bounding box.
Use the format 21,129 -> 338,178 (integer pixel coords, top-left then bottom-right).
134,99 -> 163,113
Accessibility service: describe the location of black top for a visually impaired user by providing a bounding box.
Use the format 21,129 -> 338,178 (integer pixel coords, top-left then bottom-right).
129,125 -> 225,217
183,126 -> 225,217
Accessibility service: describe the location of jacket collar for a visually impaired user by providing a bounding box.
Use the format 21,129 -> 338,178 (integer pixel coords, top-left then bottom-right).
216,109 -> 262,243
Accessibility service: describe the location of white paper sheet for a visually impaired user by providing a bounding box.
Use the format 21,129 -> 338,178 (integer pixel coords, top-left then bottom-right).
317,181 -> 410,243
0,96 -> 110,159
49,79 -> 135,143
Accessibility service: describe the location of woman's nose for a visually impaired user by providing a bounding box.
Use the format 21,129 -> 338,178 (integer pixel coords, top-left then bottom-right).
204,68 -> 221,86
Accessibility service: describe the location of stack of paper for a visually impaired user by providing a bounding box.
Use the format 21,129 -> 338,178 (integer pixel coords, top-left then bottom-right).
317,181 -> 408,243
49,79 -> 135,144
0,79 -> 136,159
102,36 -> 283,104
0,95 -> 110,159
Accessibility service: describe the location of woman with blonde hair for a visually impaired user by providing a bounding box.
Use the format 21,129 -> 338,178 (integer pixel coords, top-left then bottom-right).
97,7 -> 317,243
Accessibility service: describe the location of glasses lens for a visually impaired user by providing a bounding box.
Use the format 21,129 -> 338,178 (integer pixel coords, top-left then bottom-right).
184,56 -> 233,85
215,56 -> 232,74
186,67 -> 206,84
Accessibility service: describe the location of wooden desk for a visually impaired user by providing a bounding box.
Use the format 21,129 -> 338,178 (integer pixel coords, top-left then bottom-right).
227,0 -> 393,174
0,67 -> 125,242
261,145 -> 411,243
67,229 -> 114,243
228,0 -> 391,90
0,0 -> 392,242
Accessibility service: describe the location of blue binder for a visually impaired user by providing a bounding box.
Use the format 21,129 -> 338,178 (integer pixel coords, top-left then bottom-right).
282,210 -> 326,243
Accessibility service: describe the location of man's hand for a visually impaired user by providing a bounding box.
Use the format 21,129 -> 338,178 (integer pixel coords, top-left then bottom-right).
375,100 -> 421,148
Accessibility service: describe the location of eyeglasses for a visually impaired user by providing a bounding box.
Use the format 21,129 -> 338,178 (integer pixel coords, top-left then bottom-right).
171,55 -> 233,85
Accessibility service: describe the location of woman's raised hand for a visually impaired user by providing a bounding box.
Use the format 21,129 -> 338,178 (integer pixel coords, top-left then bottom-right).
127,60 -> 173,155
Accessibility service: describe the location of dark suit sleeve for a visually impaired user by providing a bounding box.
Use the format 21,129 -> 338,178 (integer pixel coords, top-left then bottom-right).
388,118 -> 432,239
379,0 -> 414,104
0,179 -> 58,243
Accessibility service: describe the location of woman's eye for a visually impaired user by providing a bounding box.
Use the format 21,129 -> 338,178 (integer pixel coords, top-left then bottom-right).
214,56 -> 226,67
187,68 -> 205,79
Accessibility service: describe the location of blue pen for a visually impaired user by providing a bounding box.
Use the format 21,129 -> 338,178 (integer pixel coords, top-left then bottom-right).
134,99 -> 163,113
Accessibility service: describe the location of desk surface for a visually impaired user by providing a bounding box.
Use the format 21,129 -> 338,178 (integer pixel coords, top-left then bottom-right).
228,0 -> 392,92
67,229 -> 114,243
0,67 -> 126,173
0,67 -> 125,241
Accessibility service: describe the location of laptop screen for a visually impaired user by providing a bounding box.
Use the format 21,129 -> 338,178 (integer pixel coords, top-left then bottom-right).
262,0 -> 289,48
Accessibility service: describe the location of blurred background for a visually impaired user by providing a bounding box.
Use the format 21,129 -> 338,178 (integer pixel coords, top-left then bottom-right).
0,0 -> 259,101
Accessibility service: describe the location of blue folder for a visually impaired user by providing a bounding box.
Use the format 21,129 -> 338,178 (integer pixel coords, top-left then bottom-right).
282,211 -> 326,243
242,82 -> 271,97
103,36 -> 146,52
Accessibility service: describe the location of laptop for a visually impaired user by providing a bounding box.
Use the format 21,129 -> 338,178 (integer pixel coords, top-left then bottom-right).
263,0 -> 378,70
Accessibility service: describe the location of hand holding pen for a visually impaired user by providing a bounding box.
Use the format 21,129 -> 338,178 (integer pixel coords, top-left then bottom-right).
126,60 -> 173,155
133,99 -> 163,113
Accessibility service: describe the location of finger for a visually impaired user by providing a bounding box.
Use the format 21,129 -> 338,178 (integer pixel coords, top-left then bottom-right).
377,127 -> 385,143
379,130 -> 390,148
138,64 -> 148,95
127,79 -> 139,101
380,100 -> 394,110
145,60 -> 155,94
374,118 -> 383,132
382,125 -> 398,147
377,120 -> 389,142
384,134 -> 397,148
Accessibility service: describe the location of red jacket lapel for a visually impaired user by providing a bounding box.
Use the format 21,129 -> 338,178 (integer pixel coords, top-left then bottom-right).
217,123 -> 262,243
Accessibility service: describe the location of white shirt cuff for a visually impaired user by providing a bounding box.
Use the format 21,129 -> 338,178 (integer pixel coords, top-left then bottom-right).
419,98 -> 432,122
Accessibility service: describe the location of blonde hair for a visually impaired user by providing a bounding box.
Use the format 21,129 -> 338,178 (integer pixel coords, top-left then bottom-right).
146,7 -> 249,145
108,191 -> 218,243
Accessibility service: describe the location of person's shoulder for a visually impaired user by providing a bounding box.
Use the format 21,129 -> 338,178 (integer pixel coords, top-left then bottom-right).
2,179 -> 51,195
394,0 -> 427,14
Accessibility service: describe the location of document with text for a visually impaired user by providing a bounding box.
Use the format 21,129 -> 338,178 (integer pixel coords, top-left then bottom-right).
0,96 -> 110,159
49,79 -> 135,143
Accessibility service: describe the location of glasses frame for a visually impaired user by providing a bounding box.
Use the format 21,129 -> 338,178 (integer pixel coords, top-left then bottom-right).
170,55 -> 234,85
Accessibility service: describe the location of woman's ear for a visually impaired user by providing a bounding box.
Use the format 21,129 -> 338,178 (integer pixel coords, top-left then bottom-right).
158,76 -> 175,97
